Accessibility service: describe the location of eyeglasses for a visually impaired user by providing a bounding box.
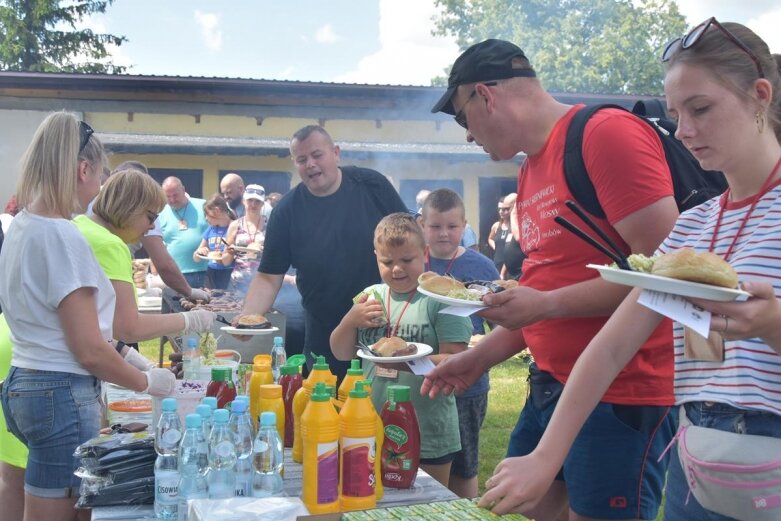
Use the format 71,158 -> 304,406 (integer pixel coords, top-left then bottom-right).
662,17 -> 764,79
498,207 -> 511,212
145,210 -> 159,225
454,81 -> 497,129
78,121 -> 94,154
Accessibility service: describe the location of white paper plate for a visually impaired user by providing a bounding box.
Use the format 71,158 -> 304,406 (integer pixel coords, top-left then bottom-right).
587,264 -> 751,302
357,342 -> 434,363
418,286 -> 486,308
137,296 -> 162,308
232,245 -> 262,254
220,325 -> 279,335
196,253 -> 223,261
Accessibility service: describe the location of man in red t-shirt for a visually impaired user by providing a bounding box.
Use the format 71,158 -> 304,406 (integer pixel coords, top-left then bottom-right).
422,39 -> 680,521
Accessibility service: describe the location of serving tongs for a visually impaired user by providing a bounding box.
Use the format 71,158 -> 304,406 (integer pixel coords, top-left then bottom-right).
356,341 -> 380,357
554,200 -> 633,271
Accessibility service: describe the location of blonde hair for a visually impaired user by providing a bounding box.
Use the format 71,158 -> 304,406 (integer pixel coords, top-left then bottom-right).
17,112 -> 106,218
374,212 -> 425,250
93,169 -> 165,229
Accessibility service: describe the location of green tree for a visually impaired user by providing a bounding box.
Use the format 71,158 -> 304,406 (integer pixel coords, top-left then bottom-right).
0,0 -> 126,73
432,0 -> 688,95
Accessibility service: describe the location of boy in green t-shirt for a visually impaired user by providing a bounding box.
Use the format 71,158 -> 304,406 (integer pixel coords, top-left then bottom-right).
331,212 -> 472,488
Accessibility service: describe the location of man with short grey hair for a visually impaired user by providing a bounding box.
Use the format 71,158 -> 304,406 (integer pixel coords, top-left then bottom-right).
159,177 -> 208,288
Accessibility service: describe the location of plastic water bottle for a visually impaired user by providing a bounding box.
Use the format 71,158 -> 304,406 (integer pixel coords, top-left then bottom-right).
195,404 -> 212,443
252,411 -> 284,497
207,409 -> 236,499
271,336 -> 287,383
182,336 -> 200,381
229,399 -> 254,497
177,414 -> 208,520
155,398 -> 182,519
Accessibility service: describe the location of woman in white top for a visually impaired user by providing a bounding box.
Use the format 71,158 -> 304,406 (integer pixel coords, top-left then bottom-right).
0,112 -> 175,521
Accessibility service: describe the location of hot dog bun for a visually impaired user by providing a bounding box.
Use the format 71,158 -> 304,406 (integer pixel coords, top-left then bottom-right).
373,336 -> 414,357
651,248 -> 738,288
417,271 -> 465,295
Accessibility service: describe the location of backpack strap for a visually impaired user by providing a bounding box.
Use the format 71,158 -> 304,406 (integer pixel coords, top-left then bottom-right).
632,99 -> 667,120
563,103 -> 628,219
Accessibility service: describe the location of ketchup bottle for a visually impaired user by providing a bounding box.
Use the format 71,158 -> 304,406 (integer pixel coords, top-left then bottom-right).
206,367 -> 236,409
279,364 -> 302,448
380,385 -> 420,489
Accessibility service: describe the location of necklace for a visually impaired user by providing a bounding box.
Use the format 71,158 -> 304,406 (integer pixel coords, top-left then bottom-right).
172,201 -> 190,222
709,155 -> 781,260
425,246 -> 460,274
385,286 -> 417,338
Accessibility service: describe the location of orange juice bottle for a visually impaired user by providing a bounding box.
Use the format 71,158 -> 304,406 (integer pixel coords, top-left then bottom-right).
338,359 -> 363,404
249,361 -> 273,429
361,379 -> 384,500
292,356 -> 334,463
301,382 -> 340,514
258,384 -> 285,442
338,381 -> 377,511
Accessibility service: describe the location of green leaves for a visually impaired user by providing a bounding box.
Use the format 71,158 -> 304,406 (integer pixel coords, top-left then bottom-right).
432,0 -> 688,95
0,0 -> 127,73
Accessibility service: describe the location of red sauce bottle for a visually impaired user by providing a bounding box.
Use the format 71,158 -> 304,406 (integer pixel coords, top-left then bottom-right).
206,367 -> 236,409
279,364 -> 303,448
380,384 -> 420,489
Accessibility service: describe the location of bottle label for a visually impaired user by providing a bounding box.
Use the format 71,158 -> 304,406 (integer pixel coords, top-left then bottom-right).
162,428 -> 182,447
215,440 -> 234,458
155,471 -> 179,504
341,436 -> 375,497
316,441 -> 338,504
384,424 -> 408,446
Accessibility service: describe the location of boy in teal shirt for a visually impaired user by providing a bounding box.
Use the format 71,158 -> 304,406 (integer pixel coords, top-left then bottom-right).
331,212 -> 472,488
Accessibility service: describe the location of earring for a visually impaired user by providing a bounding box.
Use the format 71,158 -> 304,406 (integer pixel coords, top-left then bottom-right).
756,111 -> 766,134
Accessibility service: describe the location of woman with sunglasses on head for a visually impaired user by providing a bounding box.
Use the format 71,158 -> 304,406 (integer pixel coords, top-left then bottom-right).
74,169 -> 215,354
224,184 -> 267,295
451,21 -> 781,520
0,113 -> 177,521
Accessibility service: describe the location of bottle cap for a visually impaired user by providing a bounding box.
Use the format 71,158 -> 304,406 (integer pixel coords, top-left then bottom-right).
201,396 -> 218,411
253,354 -> 272,365
161,398 -> 177,412
185,414 -> 202,429
186,337 -> 198,349
387,384 -> 410,403
260,411 -> 277,427
253,361 -> 271,372
346,359 -> 362,376
313,355 -> 330,371
324,384 -> 336,398
273,336 -> 283,346
286,354 -> 306,368
349,381 -> 369,399
211,367 -> 232,382
310,386 -> 331,402
259,384 -> 282,398
230,399 -> 247,413
280,364 -> 298,376
234,395 -> 249,405
196,404 -> 211,419
213,408 -> 229,424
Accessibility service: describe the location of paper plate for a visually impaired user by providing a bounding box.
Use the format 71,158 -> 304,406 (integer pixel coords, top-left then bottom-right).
418,286 -> 486,308
357,342 -> 433,363
220,325 -> 279,335
232,245 -> 262,254
587,264 -> 751,302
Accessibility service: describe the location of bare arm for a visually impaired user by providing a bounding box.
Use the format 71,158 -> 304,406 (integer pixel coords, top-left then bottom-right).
488,221 -> 499,250
241,272 -> 285,315
221,220 -> 240,266
330,294 -> 385,361
111,279 -> 185,342
193,239 -> 208,261
142,235 -> 192,296
427,340 -> 466,366
59,287 -> 147,392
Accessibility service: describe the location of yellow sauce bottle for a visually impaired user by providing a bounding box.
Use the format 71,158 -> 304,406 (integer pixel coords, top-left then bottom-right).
338,359 -> 363,404
361,379 -> 384,500
258,384 -> 285,442
249,361 -> 273,429
301,382 -> 340,514
338,381 -> 377,511
292,356 -> 334,463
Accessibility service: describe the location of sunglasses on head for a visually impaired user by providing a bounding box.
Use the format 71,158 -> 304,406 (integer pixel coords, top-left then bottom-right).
661,17 -> 764,79
78,121 -> 94,154
246,187 -> 265,196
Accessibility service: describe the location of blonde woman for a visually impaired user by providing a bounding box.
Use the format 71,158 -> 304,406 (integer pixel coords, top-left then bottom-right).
224,184 -> 266,294
75,169 -> 215,347
0,113 -> 175,521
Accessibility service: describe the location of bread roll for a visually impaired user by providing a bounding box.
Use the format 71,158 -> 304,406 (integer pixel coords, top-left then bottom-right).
651,248 -> 738,288
373,336 -> 411,357
417,272 -> 465,295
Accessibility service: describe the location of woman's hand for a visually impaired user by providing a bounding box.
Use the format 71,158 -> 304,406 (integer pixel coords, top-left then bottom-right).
478,452 -> 559,515
690,281 -> 781,352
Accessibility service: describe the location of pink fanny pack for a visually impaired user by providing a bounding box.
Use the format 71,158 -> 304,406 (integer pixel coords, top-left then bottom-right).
669,407 -> 781,520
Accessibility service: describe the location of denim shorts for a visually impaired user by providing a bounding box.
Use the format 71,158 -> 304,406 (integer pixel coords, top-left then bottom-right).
506,364 -> 675,520
0,366 -> 100,498
663,402 -> 781,521
451,392 -> 488,478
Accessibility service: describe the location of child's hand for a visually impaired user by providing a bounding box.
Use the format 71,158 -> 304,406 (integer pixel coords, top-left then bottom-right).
345,293 -> 386,328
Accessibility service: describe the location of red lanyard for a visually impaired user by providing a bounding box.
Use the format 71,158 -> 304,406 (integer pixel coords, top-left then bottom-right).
425,246 -> 459,274
709,156 -> 781,261
385,286 -> 417,338
241,216 -> 261,244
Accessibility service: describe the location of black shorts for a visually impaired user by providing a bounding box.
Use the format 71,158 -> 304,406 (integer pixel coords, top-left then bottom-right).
450,392 -> 488,478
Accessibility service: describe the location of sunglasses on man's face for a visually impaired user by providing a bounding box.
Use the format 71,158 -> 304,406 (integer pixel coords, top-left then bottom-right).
78,121 -> 94,154
454,82 -> 498,130
661,17 -> 764,79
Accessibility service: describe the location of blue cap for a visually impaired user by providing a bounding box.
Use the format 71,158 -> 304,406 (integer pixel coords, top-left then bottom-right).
185,414 -> 202,429
162,398 -> 177,412
273,336 -> 283,346
186,336 -> 198,348
234,395 -> 249,405
196,404 -> 211,419
231,399 -> 247,413
213,409 -> 229,424
260,411 -> 276,427
201,397 -> 218,411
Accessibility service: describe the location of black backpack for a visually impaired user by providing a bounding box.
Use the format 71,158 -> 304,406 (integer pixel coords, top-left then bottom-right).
563,100 -> 728,218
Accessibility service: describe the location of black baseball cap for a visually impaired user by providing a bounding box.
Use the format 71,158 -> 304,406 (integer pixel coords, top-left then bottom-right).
431,39 -> 536,115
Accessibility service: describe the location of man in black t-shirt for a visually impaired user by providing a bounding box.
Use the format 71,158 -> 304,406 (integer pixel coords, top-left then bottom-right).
238,125 -> 407,378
